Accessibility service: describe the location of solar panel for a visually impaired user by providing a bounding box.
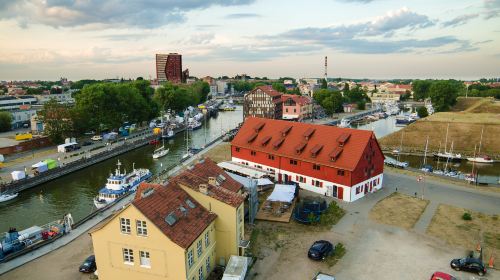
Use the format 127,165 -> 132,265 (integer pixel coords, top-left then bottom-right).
140,188 -> 155,198
185,198 -> 196,209
165,212 -> 178,226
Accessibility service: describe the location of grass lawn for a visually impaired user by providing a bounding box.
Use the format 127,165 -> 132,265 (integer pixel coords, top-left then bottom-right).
369,192 -> 429,230
427,204 -> 500,267
203,142 -> 231,163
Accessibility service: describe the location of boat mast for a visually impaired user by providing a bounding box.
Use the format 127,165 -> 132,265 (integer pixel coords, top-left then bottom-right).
398,131 -> 404,162
423,136 -> 429,166
478,126 -> 484,155
444,123 -> 449,154
445,141 -> 454,171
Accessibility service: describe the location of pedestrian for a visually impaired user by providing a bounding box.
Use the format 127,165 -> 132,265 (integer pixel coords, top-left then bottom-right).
395,187 -> 398,192
414,192 -> 417,197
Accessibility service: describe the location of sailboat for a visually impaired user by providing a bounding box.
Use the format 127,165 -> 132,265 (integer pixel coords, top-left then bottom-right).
420,136 -> 433,172
433,124 -> 462,162
182,122 -> 193,160
0,192 -> 18,203
467,126 -> 493,163
152,139 -> 169,159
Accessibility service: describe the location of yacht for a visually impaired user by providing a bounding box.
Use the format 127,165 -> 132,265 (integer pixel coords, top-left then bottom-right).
93,161 -> 152,209
467,155 -> 494,164
338,118 -> 350,128
152,143 -> 169,159
0,193 -> 18,203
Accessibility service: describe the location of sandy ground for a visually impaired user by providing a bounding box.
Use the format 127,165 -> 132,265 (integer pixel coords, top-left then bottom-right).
203,142 -> 231,163
0,233 -> 94,280
427,204 -> 500,264
369,192 -> 429,229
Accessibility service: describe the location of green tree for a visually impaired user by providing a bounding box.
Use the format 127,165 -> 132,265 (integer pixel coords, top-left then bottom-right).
0,112 -> 12,132
26,88 -> 44,95
356,101 -> 366,110
412,80 -> 432,100
321,91 -> 344,115
400,90 -> 411,101
416,106 -> 429,118
271,83 -> 287,93
321,79 -> 327,89
429,80 -> 461,111
39,99 -> 73,143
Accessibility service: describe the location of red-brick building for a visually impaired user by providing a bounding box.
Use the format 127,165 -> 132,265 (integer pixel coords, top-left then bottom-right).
156,53 -> 187,83
231,117 -> 385,202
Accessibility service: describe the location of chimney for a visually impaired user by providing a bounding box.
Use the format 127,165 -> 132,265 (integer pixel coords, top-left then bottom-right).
199,184 -> 208,195
208,177 -> 217,187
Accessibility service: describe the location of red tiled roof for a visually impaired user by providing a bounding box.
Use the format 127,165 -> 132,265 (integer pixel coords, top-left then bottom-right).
282,94 -> 312,106
134,182 -> 164,200
132,182 -> 217,249
231,117 -> 378,171
254,85 -> 282,97
186,158 -> 243,193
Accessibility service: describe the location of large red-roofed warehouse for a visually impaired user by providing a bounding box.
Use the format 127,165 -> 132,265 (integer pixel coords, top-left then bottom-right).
230,117 -> 385,202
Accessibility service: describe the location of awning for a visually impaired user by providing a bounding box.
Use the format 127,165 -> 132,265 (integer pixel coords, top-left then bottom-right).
267,184 -> 295,203
217,161 -> 271,179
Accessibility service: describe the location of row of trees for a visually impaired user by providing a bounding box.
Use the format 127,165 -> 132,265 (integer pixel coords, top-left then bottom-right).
0,112 -> 12,132
38,79 -> 210,143
412,80 -> 463,111
313,84 -> 370,115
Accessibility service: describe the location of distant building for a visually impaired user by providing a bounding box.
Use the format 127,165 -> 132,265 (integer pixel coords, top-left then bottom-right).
156,53 -> 188,83
243,85 -> 283,120
36,92 -> 74,105
216,80 -> 228,95
231,117 -> 385,202
0,95 -> 37,110
282,94 -> 312,121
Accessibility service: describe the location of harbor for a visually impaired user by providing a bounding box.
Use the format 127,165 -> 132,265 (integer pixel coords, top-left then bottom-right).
0,106 -> 243,233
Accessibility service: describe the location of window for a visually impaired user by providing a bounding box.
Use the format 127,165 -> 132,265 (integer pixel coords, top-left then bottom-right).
198,266 -> 204,280
197,240 -> 203,257
235,147 -> 240,152
206,256 -> 211,273
205,231 -> 210,247
298,176 -> 306,183
187,249 -> 194,268
293,108 -> 296,113
313,164 -> 321,171
289,159 -> 298,165
251,151 -> 256,156
123,248 -> 134,264
140,251 -> 151,268
268,154 -> 275,160
356,186 -> 360,194
337,169 -> 345,176
136,220 -> 147,236
120,218 -> 131,234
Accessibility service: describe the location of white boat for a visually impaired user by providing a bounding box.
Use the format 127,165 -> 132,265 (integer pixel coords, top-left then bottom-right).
467,127 -> 493,163
152,145 -> 169,159
338,118 -> 350,128
93,161 -> 152,209
162,128 -> 175,139
0,193 -> 18,203
464,173 -> 476,183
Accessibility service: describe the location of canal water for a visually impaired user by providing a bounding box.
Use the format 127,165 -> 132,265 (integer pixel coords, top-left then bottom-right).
0,108 -> 243,233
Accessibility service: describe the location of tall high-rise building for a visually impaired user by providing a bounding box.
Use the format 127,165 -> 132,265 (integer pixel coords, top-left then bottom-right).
156,53 -> 185,83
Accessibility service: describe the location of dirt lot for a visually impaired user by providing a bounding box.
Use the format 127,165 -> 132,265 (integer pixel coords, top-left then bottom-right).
203,142 -> 231,163
427,204 -> 500,268
369,192 -> 429,230
0,233 -> 94,280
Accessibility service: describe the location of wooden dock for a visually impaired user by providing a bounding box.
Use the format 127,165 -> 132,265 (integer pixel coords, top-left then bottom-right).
255,199 -> 296,223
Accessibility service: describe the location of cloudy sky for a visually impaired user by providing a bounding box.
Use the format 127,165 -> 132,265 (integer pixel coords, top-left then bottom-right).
0,0 -> 499,80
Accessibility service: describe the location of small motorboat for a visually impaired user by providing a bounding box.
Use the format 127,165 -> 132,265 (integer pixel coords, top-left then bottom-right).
0,193 -> 18,203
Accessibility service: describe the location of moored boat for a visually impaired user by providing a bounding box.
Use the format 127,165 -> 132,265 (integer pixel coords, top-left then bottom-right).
433,152 -> 462,162
0,193 -> 18,203
467,155 -> 494,164
93,161 -> 152,209
152,144 -> 169,159
338,118 -> 350,128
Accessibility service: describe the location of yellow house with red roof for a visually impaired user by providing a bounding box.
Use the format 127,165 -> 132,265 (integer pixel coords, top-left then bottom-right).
90,158 -> 246,280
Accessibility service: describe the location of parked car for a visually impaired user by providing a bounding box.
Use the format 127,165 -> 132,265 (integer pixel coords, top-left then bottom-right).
450,257 -> 486,276
79,255 -> 96,273
308,240 -> 334,261
430,271 -> 457,280
91,135 -> 102,141
82,141 -> 93,146
313,272 -> 335,280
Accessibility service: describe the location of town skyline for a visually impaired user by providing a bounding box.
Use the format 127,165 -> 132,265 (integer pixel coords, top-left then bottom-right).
0,0 -> 499,80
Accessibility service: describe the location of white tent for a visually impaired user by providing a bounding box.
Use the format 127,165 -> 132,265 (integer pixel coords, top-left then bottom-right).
267,184 -> 295,203
31,161 -> 48,173
57,142 -> 77,153
11,170 -> 26,181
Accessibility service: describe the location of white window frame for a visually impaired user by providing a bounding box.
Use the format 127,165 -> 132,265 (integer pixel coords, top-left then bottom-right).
123,248 -> 134,265
136,220 -> 148,236
139,251 -> 151,268
198,265 -> 204,280
205,231 -> 210,247
120,218 -> 131,234
197,239 -> 203,257
187,249 -> 194,268
205,256 -> 210,273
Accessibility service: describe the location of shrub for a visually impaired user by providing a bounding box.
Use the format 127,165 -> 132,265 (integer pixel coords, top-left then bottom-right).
462,212 -> 472,220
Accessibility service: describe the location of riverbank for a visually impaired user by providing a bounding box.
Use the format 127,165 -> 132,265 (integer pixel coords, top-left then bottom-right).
379,98 -> 500,157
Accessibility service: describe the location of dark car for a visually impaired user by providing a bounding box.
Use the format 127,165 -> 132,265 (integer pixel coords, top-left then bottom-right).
82,141 -> 93,146
308,240 -> 334,261
79,255 -> 96,273
450,257 -> 486,276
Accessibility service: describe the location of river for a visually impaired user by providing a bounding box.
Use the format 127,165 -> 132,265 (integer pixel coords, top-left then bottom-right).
0,107 -> 243,233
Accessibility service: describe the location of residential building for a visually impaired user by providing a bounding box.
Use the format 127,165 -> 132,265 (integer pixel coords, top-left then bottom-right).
281,94 -> 312,121
91,158 -> 246,280
10,108 -> 37,129
369,92 -> 400,103
91,182 -> 217,280
156,53 -> 186,83
243,85 -> 283,120
216,80 -> 228,95
171,158 -> 247,263
231,117 -> 384,202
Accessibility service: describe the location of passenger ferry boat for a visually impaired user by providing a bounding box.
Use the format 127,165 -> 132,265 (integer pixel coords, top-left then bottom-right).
93,161 -> 152,209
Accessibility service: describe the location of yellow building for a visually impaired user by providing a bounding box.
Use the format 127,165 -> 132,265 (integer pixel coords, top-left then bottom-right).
172,158 -> 246,265
91,157 -> 247,280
